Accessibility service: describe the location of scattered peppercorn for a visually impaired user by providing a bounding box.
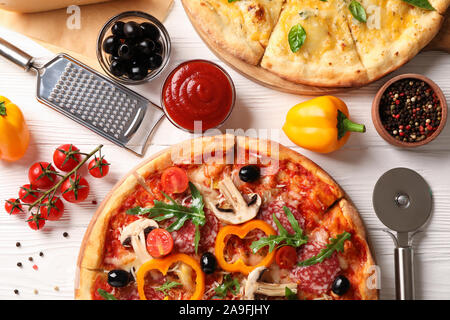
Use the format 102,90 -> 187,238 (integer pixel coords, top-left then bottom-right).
39,252 -> 44,257
54,286 -> 60,292
16,242 -> 21,247
380,79 -> 441,143
32,264 -> 38,270
28,257 -> 33,262
63,232 -> 69,238
33,289 -> 38,295
17,262 -> 22,268
14,289 -> 19,295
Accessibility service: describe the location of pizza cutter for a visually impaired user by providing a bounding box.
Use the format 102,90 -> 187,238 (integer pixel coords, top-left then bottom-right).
372,168 -> 432,300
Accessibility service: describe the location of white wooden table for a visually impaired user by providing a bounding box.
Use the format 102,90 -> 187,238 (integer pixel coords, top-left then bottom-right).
1,1 -> 449,300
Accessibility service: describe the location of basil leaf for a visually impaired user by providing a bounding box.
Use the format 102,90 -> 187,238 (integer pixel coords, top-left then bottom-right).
349,1 -> 367,23
97,289 -> 117,300
402,0 -> 435,10
155,280 -> 182,296
250,206 -> 308,253
285,287 -> 298,300
0,101 -> 6,116
288,24 -> 306,53
298,231 -> 351,267
214,274 -> 240,298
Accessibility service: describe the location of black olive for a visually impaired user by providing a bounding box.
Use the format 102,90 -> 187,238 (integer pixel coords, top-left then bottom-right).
332,275 -> 350,296
117,43 -> 134,60
111,21 -> 125,38
200,252 -> 217,274
148,54 -> 163,70
107,269 -> 131,287
123,21 -> 143,39
102,35 -> 120,55
109,59 -> 127,77
140,22 -> 160,41
239,165 -> 261,182
136,39 -> 156,57
154,41 -> 163,54
127,64 -> 148,81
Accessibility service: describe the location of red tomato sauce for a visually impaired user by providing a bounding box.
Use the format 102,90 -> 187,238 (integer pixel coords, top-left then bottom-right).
162,60 -> 234,131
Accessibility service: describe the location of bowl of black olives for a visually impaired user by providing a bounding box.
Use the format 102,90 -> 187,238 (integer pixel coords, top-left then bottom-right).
97,11 -> 171,84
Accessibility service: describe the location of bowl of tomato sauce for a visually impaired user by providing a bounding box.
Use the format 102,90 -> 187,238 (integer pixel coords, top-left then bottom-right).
161,60 -> 235,132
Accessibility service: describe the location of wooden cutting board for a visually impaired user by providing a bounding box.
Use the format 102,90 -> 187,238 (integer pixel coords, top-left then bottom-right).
182,1 -> 450,95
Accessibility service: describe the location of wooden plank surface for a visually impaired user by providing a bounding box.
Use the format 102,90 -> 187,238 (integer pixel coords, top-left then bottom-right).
0,1 -> 450,300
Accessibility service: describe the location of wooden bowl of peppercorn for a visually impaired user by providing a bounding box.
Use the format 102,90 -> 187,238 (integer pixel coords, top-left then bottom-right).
372,73 -> 447,148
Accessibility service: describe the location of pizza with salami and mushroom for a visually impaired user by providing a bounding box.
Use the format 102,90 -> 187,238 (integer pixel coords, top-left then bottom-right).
76,135 -> 378,300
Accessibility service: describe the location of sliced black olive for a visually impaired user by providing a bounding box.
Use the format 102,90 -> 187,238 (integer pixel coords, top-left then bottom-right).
148,54 -> 163,70
136,39 -> 156,57
102,35 -> 120,55
111,21 -> 125,38
140,22 -> 160,41
239,165 -> 261,182
200,252 -> 217,274
107,269 -> 131,287
123,21 -> 143,39
332,275 -> 350,296
117,43 -> 135,60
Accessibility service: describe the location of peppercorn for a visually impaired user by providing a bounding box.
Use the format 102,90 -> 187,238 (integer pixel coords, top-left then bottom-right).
28,257 -> 33,262
17,262 -> 22,268
13,289 -> 19,295
63,232 -> 69,238
15,242 -> 21,247
379,78 -> 441,143
39,252 -> 44,257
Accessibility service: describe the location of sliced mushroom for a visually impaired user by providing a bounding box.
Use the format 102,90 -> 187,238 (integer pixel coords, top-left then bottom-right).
244,266 -> 297,300
119,218 -> 158,265
206,176 -> 262,224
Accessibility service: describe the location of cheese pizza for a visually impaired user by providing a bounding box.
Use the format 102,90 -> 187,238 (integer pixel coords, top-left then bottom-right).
183,0 -> 449,87
76,135 -> 377,300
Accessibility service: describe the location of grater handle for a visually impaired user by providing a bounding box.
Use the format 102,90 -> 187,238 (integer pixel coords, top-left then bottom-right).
0,37 -> 34,71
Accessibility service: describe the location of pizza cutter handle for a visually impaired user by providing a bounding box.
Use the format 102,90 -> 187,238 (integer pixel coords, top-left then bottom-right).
0,37 -> 34,71
394,246 -> 415,300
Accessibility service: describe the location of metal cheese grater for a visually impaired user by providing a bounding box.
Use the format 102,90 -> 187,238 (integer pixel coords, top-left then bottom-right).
0,37 -> 164,155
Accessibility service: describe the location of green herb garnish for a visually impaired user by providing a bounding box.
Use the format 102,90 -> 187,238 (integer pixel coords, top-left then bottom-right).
250,206 -> 308,253
285,287 -> 298,300
349,1 -> 367,23
298,231 -> 351,267
288,24 -> 307,53
228,0 -> 240,2
155,280 -> 182,296
127,182 -> 206,254
97,288 -> 117,300
0,101 -> 6,116
214,274 -> 240,299
402,0 -> 435,10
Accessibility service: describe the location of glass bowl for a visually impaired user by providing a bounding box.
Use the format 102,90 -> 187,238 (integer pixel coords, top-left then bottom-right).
97,11 -> 171,85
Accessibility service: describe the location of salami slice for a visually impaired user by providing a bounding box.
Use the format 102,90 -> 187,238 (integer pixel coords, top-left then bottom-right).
258,200 -> 305,234
200,209 -> 220,251
290,242 -> 341,294
171,220 -> 196,254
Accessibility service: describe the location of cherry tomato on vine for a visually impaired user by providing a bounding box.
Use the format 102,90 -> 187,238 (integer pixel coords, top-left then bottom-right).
53,144 -> 82,172
161,167 -> 189,194
27,214 -> 45,230
88,156 -> 110,178
275,246 -> 297,269
61,174 -> 90,203
5,198 -> 23,215
146,228 -> 174,258
40,196 -> 65,221
18,184 -> 41,204
28,162 -> 58,189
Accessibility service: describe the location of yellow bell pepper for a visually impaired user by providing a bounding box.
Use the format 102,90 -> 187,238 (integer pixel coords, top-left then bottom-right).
0,96 -> 30,161
282,96 -> 365,153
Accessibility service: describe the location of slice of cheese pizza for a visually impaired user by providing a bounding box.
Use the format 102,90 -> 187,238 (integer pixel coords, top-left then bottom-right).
183,0 -> 285,65
344,0 -> 444,82
261,0 -> 369,87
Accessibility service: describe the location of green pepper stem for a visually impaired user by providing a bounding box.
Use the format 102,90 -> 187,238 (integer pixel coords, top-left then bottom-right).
337,110 -> 365,140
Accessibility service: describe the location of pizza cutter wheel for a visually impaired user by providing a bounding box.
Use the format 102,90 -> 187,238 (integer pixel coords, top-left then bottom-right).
372,168 -> 432,300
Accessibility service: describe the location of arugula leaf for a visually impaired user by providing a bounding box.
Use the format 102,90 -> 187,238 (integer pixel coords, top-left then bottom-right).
155,280 -> 182,296
402,0 -> 435,10
97,289 -> 117,300
0,101 -> 6,116
250,206 -> 308,253
298,231 -> 351,267
285,287 -> 298,300
228,0 -> 240,2
288,24 -> 306,53
214,274 -> 240,299
349,1 -> 367,23
126,182 -> 206,254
